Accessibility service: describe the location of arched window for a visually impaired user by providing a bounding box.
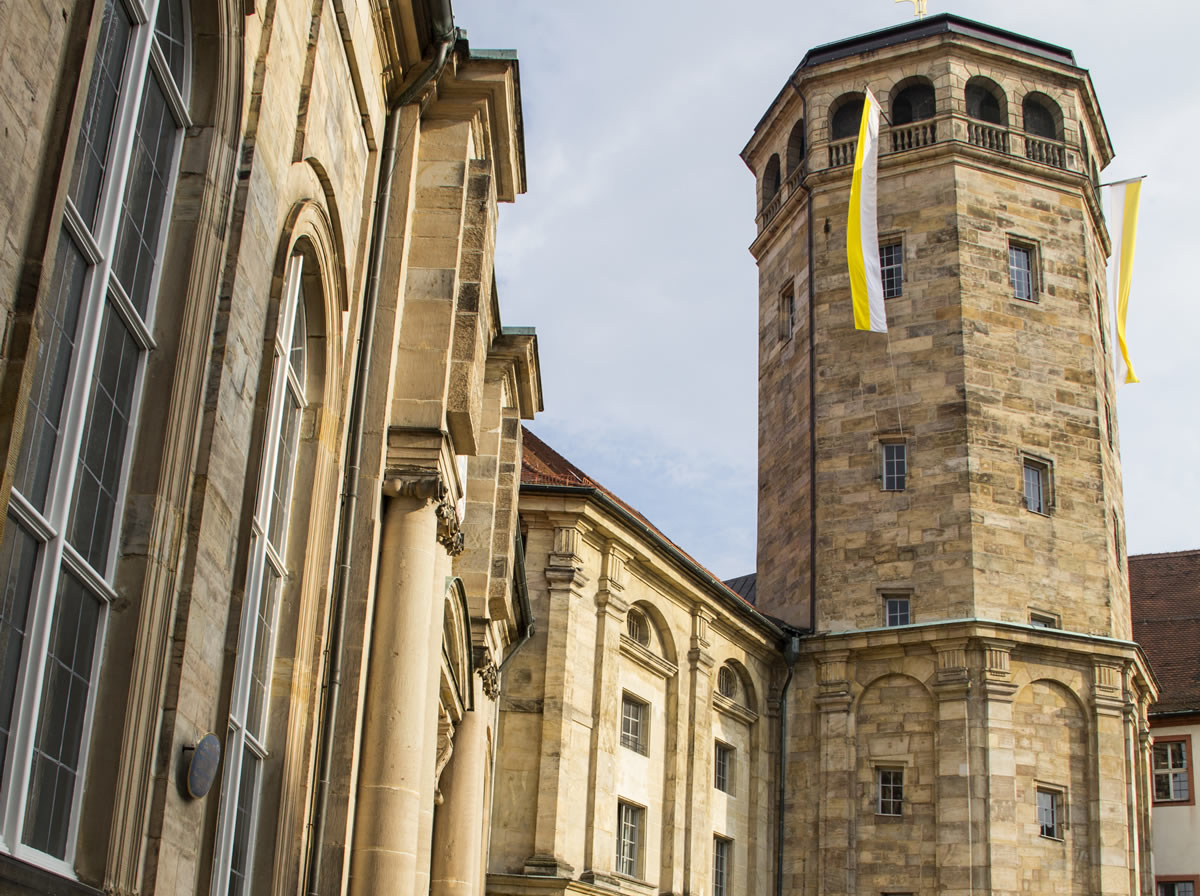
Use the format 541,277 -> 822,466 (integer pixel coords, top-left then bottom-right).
762,154 -> 781,206
891,80 -> 936,124
965,77 -> 1006,125
717,665 -> 738,699
786,119 -> 807,175
0,0 -> 188,866
830,94 -> 865,140
627,608 -> 650,646
1023,93 -> 1060,140
212,252 -> 309,895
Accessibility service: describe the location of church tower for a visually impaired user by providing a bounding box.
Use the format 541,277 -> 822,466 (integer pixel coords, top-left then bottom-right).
742,16 -> 1155,896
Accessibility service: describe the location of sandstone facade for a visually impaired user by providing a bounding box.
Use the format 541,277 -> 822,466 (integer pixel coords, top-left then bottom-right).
0,1 -> 539,894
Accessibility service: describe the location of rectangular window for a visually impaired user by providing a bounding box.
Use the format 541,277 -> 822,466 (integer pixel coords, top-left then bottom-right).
1029,611 -> 1060,629
1023,457 -> 1050,514
715,742 -> 734,794
1037,787 -> 1063,839
1095,289 -> 1107,351
877,767 -> 904,815
880,240 -> 903,299
1158,880 -> 1198,896
780,282 -> 796,340
1153,738 -> 1192,803
882,441 -> 907,491
616,801 -> 643,878
713,836 -> 731,896
1009,240 -> 1038,301
621,694 -> 648,755
884,595 -> 910,627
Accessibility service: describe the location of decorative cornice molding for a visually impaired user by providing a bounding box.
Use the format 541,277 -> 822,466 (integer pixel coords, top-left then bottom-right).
714,692 -> 759,726
620,635 -> 678,680
382,468 -> 445,502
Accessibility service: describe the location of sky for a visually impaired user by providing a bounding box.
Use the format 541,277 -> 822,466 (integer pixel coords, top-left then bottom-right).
454,0 -> 1200,580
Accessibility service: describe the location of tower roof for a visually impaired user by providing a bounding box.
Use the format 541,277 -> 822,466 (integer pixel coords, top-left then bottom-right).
797,13 -> 1076,71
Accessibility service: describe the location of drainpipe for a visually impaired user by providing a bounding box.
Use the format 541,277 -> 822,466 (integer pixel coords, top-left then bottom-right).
776,633 -> 802,896
302,10 -> 456,894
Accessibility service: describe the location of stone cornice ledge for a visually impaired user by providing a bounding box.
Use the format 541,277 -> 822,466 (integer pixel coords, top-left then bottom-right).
619,635 -> 678,680
714,692 -> 759,726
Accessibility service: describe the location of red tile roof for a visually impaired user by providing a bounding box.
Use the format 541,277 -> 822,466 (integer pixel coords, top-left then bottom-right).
521,427 -> 763,615
1130,549 -> 1200,716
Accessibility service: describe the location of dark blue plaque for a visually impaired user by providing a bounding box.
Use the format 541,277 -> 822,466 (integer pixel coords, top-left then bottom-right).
186,733 -> 221,799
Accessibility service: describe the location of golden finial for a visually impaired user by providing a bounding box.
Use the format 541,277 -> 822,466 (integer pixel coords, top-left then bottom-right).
895,0 -> 929,18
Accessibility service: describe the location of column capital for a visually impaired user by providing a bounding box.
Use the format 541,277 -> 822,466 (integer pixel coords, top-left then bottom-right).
382,469 -> 445,501
595,589 -> 630,619
688,646 -> 715,672
544,564 -> 589,590
817,649 -> 852,701
599,540 -> 633,594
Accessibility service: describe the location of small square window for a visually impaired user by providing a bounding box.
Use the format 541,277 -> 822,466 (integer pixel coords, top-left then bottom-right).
1037,787 -> 1063,839
1023,457 -> 1051,514
780,282 -> 796,340
883,595 -> 910,627
713,836 -> 732,896
1008,240 -> 1038,302
715,742 -> 734,794
621,695 -> 648,755
616,801 -> 644,878
1029,611 -> 1059,629
877,767 -> 904,815
880,240 -> 903,299
1153,738 -> 1192,803
882,441 -> 907,491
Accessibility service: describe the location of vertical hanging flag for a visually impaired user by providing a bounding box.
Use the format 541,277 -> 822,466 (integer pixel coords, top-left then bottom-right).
848,90 -> 886,333
1108,177 -> 1142,384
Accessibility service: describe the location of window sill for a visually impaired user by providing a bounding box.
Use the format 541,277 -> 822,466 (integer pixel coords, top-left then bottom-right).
1038,833 -> 1065,843
0,853 -> 103,896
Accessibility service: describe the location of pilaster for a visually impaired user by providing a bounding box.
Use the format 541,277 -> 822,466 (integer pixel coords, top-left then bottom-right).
1092,660 -> 1132,895
816,649 -> 853,896
980,640 -> 1018,896
933,640 -> 973,896
683,606 -> 716,896
525,522 -> 589,877
581,541 -> 631,888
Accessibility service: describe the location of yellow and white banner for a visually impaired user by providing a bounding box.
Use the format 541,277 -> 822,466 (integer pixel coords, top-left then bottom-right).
1108,177 -> 1142,385
848,90 -> 886,333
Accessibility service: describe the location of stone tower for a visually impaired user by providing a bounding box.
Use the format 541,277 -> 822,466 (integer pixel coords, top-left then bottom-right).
742,16 -> 1156,896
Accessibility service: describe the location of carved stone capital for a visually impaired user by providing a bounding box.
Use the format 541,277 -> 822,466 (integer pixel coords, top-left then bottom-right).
935,639 -> 970,686
436,497 -> 465,556
817,649 -> 851,699
476,657 -> 500,700
382,468 -> 445,502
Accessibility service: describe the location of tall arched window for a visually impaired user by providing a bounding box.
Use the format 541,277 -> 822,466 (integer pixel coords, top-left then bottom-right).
0,0 -> 188,869
762,154 -> 781,207
965,77 -> 1006,125
786,119 -> 807,175
212,252 -> 309,895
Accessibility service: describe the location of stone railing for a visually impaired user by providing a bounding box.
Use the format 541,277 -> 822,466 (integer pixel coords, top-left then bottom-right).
967,121 -> 1008,153
1024,135 -> 1066,169
828,137 -> 857,168
756,162 -> 807,231
889,120 -> 937,153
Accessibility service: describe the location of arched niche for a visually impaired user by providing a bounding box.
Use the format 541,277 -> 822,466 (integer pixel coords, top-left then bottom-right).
965,76 -> 1007,125
1022,91 -> 1062,140
786,118 -> 806,175
890,77 -> 936,124
830,92 -> 865,140
761,153 -> 781,207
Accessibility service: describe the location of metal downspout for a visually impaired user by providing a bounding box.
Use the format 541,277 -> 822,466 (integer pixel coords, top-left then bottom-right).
302,11 -> 456,893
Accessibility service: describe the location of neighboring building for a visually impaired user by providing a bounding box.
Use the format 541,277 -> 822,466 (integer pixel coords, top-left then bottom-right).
0,1 -> 539,895
489,14 -> 1158,896
1131,550 -> 1200,896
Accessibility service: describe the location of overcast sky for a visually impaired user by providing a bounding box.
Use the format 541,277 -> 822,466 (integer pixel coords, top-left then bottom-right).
454,0 -> 1200,580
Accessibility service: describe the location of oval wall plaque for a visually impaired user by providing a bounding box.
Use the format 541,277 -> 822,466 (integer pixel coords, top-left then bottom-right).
186,733 -> 221,799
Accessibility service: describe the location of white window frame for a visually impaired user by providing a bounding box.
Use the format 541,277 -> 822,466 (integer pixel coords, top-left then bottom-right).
620,693 -> 648,756
1036,786 -> 1064,839
714,741 -> 734,794
883,595 -> 910,627
0,0 -> 189,873
210,253 -> 308,895
1008,238 -> 1038,302
1022,455 -> 1051,514
616,800 -> 644,879
877,767 -> 904,816
717,665 -> 738,699
1153,738 -> 1191,804
879,238 -> 903,299
713,835 -> 732,896
881,441 -> 907,491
